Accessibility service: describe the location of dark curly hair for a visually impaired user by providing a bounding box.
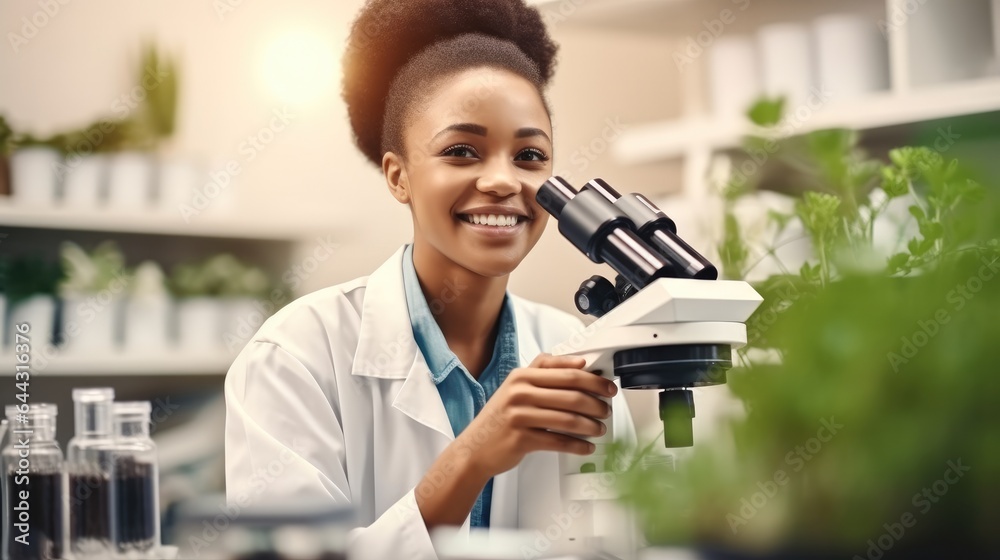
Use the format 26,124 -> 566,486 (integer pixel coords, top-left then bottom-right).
342,0 -> 559,167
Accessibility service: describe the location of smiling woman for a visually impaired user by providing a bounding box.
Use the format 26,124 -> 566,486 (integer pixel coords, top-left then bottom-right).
223,2 -> 635,559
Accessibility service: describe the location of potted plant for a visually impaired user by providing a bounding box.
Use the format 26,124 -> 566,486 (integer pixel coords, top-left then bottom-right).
8,131 -> 65,207
213,255 -> 278,355
57,241 -> 131,355
123,260 -> 172,354
5,257 -> 62,348
169,254 -> 281,355
611,100 -> 1000,558
56,119 -> 132,208
106,43 -> 179,211
169,257 -> 225,354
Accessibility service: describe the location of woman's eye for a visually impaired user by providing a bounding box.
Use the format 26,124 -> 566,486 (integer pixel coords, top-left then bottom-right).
442,144 -> 479,158
516,148 -> 549,162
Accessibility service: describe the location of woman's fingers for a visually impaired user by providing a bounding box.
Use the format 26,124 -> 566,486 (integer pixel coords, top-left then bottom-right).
528,428 -> 596,456
508,407 -> 607,438
528,353 -> 586,370
523,367 -> 618,398
512,386 -> 610,420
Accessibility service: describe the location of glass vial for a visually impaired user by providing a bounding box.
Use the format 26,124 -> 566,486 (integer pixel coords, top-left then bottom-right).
110,401 -> 160,555
66,388 -> 115,558
2,403 -> 65,560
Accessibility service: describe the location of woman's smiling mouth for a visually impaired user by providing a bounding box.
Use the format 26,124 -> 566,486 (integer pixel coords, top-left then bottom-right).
460,213 -> 523,226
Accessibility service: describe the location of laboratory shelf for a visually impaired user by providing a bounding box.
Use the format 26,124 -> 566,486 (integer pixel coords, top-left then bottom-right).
0,199 -> 330,241
0,351 -> 234,376
612,78 -> 1000,164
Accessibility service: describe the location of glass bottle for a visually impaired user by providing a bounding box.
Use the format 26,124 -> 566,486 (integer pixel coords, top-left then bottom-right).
66,388 -> 115,558
110,401 -> 160,555
2,403 -> 65,560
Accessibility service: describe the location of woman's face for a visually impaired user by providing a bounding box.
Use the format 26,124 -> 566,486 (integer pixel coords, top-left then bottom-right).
384,67 -> 553,278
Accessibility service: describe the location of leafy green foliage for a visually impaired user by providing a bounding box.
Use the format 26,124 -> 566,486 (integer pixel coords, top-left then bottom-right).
634,99 -> 1000,553
169,254 -> 274,299
747,96 -> 786,128
9,44 -> 178,154
58,241 -> 131,296
4,257 -> 63,304
0,115 -> 13,157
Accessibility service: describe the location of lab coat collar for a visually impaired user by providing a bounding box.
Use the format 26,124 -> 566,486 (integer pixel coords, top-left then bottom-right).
352,247 -> 544,377
351,246 -> 417,379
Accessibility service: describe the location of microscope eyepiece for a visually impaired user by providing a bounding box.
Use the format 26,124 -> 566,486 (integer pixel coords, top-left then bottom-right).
535,176 -> 576,219
537,177 -> 672,291
583,179 -> 718,281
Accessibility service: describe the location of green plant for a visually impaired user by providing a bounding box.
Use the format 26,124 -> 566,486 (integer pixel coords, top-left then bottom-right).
169,254 -> 273,299
612,99 -> 1000,555
10,43 -> 178,155
4,257 -> 63,305
0,115 -> 14,157
58,241 -> 131,297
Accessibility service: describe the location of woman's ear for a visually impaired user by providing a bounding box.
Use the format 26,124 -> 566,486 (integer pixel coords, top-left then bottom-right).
382,151 -> 410,204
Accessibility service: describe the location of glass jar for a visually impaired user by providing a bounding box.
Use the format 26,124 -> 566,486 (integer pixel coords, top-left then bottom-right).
66,388 -> 115,558
110,401 -> 160,555
2,403 -> 65,560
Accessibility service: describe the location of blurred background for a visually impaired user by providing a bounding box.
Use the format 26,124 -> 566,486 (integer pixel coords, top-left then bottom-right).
1,0 -> 999,555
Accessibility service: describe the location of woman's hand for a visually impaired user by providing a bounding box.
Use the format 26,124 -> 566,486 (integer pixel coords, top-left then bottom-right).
458,353 -> 616,479
414,353 -> 617,529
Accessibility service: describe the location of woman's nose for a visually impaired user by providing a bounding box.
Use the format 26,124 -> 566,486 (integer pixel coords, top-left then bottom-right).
476,157 -> 522,196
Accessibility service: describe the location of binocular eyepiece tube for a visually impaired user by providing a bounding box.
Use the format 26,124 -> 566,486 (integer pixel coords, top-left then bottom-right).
536,176 -> 673,293
537,176 -> 719,318
583,179 -> 718,281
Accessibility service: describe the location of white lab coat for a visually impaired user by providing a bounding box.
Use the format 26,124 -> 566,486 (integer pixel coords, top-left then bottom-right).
225,246 -> 634,560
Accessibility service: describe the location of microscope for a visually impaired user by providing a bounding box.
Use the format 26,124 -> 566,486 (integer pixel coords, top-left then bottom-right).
537,177 -> 763,558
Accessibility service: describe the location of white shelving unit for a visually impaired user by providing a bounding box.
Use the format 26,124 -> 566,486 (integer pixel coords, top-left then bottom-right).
0,200 -> 331,241
0,351 -> 234,377
536,0 -> 1000,196
613,77 -> 1000,164
1,205 -> 331,376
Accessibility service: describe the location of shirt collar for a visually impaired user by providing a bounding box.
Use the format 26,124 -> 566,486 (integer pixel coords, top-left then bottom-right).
401,244 -> 518,385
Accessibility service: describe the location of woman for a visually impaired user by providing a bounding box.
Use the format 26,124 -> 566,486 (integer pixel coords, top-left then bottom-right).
224,1 -> 634,558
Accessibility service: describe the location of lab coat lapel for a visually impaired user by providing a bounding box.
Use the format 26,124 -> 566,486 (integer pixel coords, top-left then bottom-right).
351,246 -> 454,442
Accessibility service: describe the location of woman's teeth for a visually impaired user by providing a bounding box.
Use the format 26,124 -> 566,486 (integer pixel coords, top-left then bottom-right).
464,214 -> 520,227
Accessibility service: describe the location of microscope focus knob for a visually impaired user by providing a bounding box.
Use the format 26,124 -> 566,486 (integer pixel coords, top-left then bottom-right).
575,275 -> 619,317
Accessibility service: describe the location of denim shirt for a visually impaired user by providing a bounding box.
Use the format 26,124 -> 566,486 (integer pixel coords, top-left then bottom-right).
401,244 -> 519,528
